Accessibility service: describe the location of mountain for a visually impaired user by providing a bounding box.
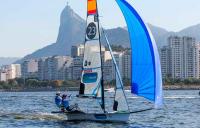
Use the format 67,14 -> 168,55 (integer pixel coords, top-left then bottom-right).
0,57 -> 21,66
151,23 -> 200,47
178,24 -> 200,41
148,24 -> 174,48
102,27 -> 130,47
20,5 -> 86,62
18,4 -> 200,62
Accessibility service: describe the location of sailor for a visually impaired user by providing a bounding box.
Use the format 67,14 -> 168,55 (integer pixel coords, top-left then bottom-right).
113,100 -> 118,111
62,94 -> 70,111
55,92 -> 62,108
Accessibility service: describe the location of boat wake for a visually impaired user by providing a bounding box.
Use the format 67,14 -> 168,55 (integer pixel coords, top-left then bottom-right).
0,111 -> 65,121
164,95 -> 200,99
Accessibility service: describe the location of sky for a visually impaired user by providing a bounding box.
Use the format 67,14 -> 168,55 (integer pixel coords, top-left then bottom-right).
0,0 -> 200,57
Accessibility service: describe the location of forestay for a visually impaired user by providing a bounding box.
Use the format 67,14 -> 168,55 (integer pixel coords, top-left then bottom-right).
116,0 -> 163,108
102,29 -> 129,112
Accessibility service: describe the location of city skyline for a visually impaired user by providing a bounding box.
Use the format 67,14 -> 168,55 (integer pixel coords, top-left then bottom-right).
0,0 -> 200,57
2,36 -> 200,82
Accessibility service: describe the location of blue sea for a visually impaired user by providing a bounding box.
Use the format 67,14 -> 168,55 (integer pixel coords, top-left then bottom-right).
0,90 -> 200,128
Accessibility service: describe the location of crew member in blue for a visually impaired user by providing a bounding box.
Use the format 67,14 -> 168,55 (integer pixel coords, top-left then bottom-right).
55,92 -> 62,108
62,94 -> 70,111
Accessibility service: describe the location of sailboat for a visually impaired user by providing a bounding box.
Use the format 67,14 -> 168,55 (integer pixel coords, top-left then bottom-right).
53,0 -> 163,122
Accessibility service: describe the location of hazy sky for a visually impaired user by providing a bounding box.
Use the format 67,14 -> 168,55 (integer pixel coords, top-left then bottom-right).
0,0 -> 199,57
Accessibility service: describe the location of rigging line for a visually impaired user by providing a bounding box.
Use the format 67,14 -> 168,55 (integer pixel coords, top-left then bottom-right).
41,98 -> 54,104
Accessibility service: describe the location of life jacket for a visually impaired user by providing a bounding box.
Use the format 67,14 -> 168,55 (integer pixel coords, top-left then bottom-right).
55,96 -> 62,107
62,96 -> 69,109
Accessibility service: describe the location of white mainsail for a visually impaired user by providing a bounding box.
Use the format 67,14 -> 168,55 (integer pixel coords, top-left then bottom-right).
79,0 -> 129,113
79,0 -> 103,99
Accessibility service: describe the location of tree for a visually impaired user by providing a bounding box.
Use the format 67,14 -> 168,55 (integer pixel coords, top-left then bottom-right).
15,78 -> 25,86
26,79 -> 39,88
123,78 -> 131,86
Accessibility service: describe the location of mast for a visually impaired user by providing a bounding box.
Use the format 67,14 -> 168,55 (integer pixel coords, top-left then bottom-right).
93,0 -> 105,113
79,0 -> 105,112
96,1 -> 106,113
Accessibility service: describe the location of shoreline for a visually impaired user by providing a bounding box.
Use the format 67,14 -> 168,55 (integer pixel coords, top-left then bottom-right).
0,87 -> 78,92
1,85 -> 200,92
164,85 -> 200,90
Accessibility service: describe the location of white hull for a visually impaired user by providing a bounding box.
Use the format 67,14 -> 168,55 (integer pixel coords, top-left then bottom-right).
65,112 -> 130,122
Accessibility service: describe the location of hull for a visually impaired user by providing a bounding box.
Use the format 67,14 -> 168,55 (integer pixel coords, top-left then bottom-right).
65,112 -> 130,123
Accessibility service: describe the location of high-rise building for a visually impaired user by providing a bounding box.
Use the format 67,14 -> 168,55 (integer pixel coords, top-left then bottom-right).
21,59 -> 38,79
71,44 -> 84,58
198,43 -> 200,78
57,57 -> 73,80
71,44 -> 105,58
72,56 -> 83,80
19,45 -> 132,82
64,66 -> 73,80
0,64 -> 21,81
112,52 -> 123,80
52,56 -> 70,80
38,57 -> 47,80
121,50 -> 131,79
14,64 -> 21,78
37,56 -> 72,80
0,71 -> 7,81
160,46 -> 170,78
160,36 -> 199,79
103,59 -> 114,81
103,51 -> 124,81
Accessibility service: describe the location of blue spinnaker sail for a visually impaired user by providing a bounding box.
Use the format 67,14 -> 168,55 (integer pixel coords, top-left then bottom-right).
116,0 -> 163,107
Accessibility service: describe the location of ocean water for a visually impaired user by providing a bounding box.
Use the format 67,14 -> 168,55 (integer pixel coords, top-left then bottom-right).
0,90 -> 200,128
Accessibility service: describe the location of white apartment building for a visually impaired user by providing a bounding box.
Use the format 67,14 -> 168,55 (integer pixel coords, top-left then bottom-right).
21,59 -> 38,79
160,46 -> 170,78
121,50 -> 131,79
160,36 -> 199,79
71,44 -> 84,58
19,45 -> 131,82
37,56 -> 72,80
71,44 -> 106,58
72,56 -> 83,80
103,59 -> 113,81
0,71 -> 7,81
0,64 -> 21,81
38,58 -> 47,80
57,57 -> 73,80
103,51 -> 127,81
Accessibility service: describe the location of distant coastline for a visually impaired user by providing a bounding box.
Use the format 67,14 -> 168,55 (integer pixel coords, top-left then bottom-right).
125,85 -> 200,90
164,85 -> 200,90
1,85 -> 200,92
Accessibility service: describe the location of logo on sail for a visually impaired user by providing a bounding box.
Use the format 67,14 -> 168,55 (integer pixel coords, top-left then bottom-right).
83,73 -> 98,83
86,22 -> 97,40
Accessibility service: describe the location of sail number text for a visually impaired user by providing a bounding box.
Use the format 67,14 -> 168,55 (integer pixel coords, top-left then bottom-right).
86,22 -> 97,39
